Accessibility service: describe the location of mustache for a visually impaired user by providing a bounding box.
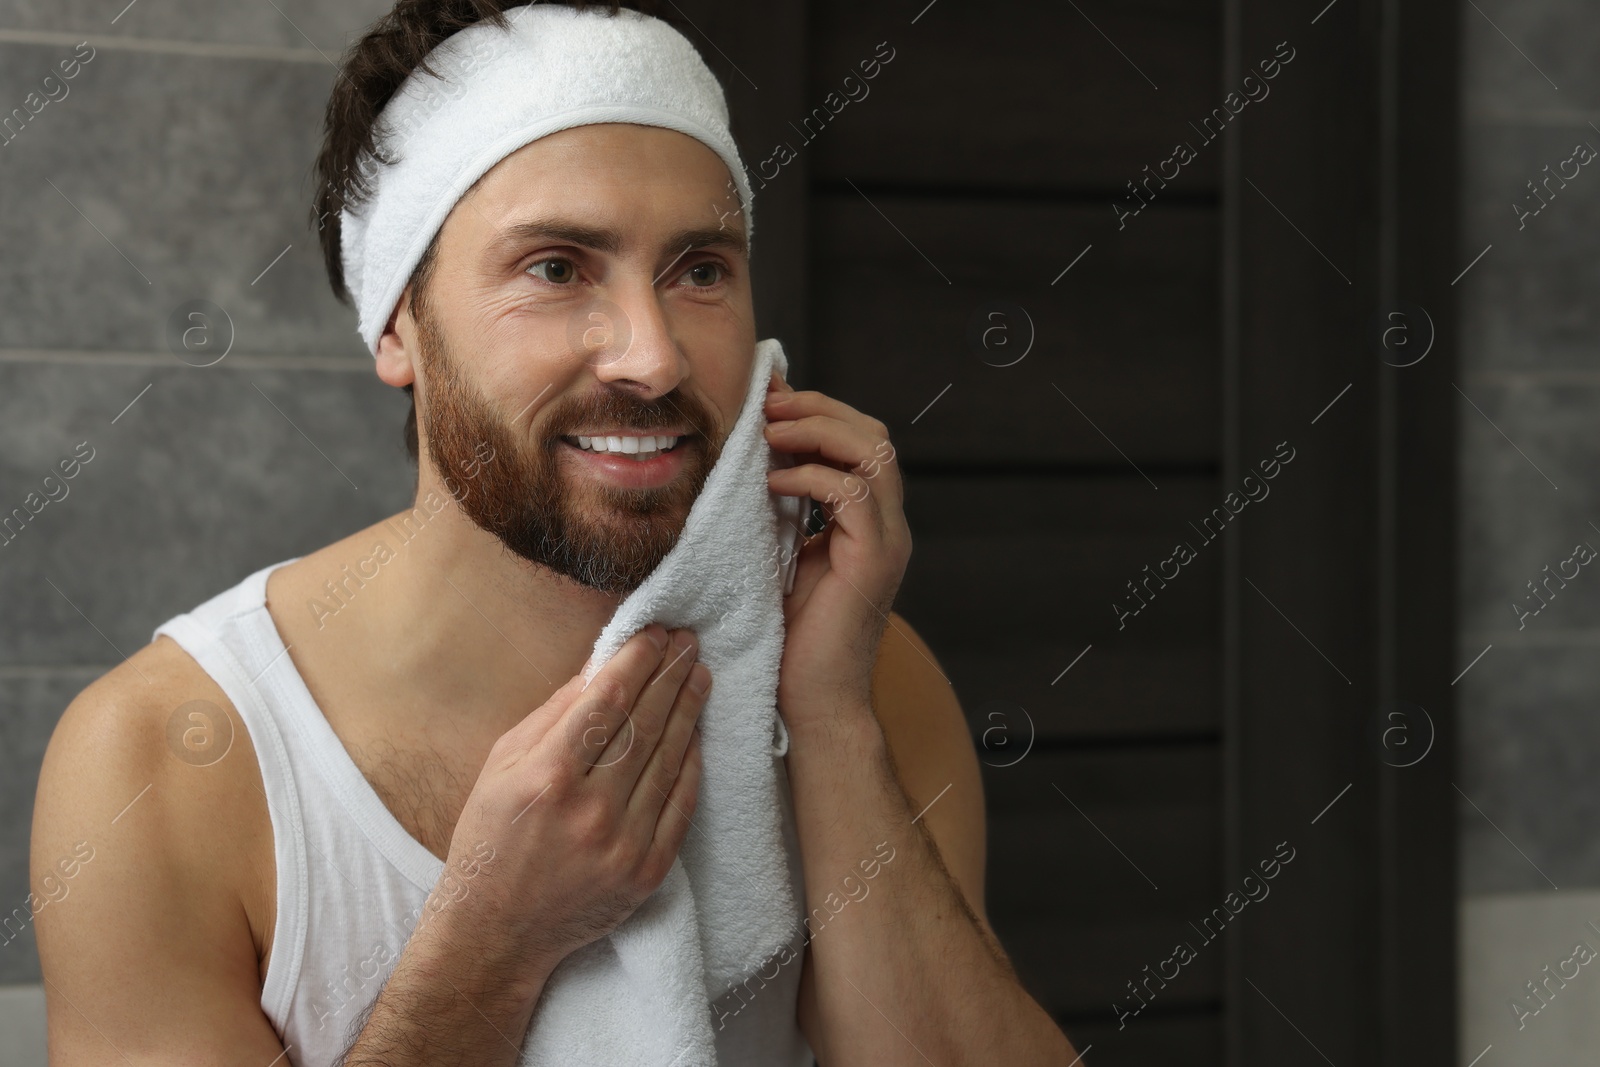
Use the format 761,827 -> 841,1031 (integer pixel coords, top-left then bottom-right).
544,388 -> 720,442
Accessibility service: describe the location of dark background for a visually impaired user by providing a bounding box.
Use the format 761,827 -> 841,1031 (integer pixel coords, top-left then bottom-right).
702,2 -> 1459,1064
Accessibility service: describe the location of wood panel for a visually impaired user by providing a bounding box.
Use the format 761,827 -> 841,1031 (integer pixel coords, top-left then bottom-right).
811,0 -> 1221,192
896,475 -> 1220,739
1388,0 -> 1464,1061
1062,1010 -> 1223,1067
982,751 -> 1220,1014
1226,0 -> 1461,1063
812,196 -> 1219,465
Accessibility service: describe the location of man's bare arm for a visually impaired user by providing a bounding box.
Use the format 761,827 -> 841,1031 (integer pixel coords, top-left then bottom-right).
336,902 -> 553,1066
785,623 -> 1079,1066
33,655 -> 292,1065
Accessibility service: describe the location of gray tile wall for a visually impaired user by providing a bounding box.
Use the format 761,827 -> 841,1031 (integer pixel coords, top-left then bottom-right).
1456,0 -> 1600,894
0,2 -> 403,984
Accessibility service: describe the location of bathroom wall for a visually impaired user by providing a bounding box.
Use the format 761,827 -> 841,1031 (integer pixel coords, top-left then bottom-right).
1454,0 -> 1600,1060
0,0 -> 404,1002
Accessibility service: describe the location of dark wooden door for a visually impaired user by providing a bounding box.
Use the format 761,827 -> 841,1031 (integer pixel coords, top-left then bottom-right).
679,2 -> 1460,1063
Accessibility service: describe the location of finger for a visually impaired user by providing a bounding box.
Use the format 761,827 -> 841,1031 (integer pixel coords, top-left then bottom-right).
648,720 -> 704,869
767,463 -> 887,542
763,387 -> 878,430
555,624 -> 669,770
595,628 -> 700,782
630,661 -> 710,818
764,416 -> 898,502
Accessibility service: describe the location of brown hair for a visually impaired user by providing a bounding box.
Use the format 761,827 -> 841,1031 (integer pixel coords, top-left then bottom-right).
310,0 -> 672,465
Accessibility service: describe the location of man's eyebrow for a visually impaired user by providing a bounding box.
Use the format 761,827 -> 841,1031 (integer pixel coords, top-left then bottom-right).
486,217 -> 749,261
660,224 -> 749,261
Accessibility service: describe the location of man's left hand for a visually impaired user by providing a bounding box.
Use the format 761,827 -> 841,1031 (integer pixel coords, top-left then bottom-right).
762,370 -> 911,732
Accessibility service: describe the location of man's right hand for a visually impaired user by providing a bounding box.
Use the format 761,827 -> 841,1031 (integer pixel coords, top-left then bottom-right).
433,622 -> 711,998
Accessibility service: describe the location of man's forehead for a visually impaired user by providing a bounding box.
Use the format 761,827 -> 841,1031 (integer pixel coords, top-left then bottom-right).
448,128 -> 747,258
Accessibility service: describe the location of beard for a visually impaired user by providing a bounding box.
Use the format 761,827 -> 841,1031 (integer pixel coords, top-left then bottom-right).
413,296 -> 724,595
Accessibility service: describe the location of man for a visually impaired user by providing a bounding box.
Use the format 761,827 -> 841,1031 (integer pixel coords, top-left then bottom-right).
31,2 -> 1079,1063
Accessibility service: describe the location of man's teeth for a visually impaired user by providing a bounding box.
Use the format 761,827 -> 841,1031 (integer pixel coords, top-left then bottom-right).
572,434 -> 681,456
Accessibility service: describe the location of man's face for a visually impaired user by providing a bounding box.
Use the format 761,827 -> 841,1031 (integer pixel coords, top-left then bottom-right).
387,124 -> 757,595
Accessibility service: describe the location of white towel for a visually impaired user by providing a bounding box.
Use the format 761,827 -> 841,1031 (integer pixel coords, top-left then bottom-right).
516,338 -> 809,1067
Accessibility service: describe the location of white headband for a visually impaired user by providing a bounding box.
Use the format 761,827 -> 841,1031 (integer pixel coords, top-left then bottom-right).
339,2 -> 755,355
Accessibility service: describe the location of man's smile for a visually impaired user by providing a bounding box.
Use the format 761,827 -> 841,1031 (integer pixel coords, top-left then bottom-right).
560,432 -> 685,455
557,433 -> 694,489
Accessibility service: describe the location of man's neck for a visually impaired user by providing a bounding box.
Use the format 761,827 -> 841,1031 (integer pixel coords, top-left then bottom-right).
272,498 -> 629,737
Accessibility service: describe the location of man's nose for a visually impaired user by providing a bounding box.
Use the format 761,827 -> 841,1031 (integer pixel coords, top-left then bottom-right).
586,283 -> 688,397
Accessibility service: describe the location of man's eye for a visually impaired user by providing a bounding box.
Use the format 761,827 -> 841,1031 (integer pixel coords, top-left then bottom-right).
684,262 -> 725,288
525,257 -> 578,285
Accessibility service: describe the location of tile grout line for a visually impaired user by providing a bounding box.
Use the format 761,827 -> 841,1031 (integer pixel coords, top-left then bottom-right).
0,26 -> 341,64
0,349 -> 374,371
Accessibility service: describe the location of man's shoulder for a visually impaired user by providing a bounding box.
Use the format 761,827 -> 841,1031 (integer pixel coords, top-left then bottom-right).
33,640 -> 284,1057
869,611 -> 963,729
38,633 -> 271,924
867,611 -> 989,919
53,636 -> 211,763
53,631 -> 242,771
867,611 -> 973,795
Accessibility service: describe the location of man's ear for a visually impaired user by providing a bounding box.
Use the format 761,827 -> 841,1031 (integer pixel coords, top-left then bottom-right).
374,287 -> 417,389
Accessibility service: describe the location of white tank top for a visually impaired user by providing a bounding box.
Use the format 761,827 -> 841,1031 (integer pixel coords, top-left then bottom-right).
152,556 -> 816,1067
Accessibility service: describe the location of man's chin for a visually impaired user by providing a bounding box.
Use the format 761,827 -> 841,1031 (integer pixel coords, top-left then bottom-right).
495,507 -> 685,595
